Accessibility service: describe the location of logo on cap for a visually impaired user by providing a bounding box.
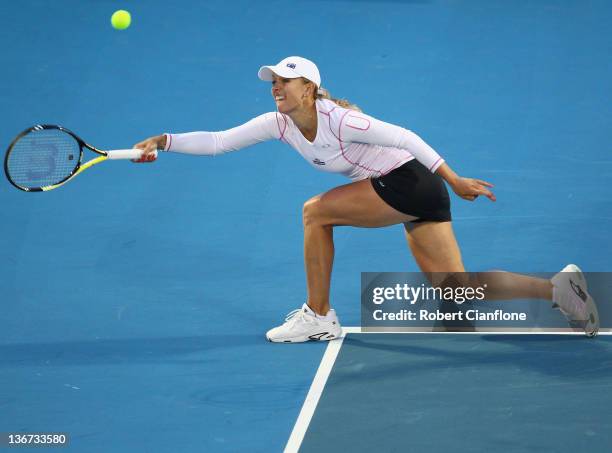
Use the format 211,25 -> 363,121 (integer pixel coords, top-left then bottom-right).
286,63 -> 296,69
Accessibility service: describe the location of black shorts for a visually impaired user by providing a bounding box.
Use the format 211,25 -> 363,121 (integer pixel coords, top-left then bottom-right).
370,160 -> 451,223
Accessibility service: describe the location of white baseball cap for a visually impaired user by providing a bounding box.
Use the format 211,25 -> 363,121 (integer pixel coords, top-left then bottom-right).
258,56 -> 321,88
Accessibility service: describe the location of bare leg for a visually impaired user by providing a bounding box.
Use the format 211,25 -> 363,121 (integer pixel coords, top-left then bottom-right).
302,180 -> 417,315
405,221 -> 553,301
472,272 -> 552,301
301,179 -> 554,317
303,218 -> 334,314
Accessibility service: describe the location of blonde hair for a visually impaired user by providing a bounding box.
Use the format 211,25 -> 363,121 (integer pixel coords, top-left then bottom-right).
317,87 -> 362,112
300,78 -> 362,112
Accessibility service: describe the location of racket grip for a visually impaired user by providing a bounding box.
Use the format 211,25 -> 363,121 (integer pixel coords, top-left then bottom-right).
106,149 -> 158,160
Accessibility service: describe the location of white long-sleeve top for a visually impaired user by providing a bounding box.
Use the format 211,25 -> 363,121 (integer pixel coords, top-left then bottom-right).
164,98 -> 444,181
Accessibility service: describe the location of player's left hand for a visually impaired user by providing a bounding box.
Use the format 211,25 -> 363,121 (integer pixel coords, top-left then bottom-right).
451,177 -> 496,202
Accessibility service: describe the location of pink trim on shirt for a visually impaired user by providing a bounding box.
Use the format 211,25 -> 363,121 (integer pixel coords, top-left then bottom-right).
318,104 -> 336,116
325,109 -> 345,143
336,110 -> 384,176
429,157 -> 443,172
275,112 -> 289,143
345,114 -> 371,131
165,133 -> 172,151
382,158 -> 413,176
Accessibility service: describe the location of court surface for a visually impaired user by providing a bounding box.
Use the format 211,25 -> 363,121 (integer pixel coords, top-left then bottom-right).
292,330 -> 612,452
1,0 -> 611,451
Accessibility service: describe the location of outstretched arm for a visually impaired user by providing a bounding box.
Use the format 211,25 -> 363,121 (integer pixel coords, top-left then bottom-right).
132,112 -> 281,161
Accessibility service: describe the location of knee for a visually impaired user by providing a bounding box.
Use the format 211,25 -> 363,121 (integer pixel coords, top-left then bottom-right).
303,196 -> 327,227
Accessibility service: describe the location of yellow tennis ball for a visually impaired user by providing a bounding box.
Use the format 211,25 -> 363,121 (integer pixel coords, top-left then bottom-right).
111,10 -> 131,30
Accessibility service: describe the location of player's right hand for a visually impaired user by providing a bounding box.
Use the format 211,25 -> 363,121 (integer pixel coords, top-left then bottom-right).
132,135 -> 165,163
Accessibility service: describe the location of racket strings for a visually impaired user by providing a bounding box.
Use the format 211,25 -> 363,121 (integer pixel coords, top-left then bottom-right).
6,129 -> 80,189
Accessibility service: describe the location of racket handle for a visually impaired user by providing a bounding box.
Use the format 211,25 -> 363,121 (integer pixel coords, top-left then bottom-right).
106,149 -> 158,160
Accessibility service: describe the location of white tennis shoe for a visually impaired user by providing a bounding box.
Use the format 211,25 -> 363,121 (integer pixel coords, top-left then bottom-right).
551,264 -> 599,337
266,303 -> 342,343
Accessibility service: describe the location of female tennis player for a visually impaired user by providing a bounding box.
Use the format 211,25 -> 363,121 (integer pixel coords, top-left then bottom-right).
133,56 -> 599,340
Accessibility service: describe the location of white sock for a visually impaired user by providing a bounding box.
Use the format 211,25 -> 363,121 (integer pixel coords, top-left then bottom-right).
319,310 -> 336,321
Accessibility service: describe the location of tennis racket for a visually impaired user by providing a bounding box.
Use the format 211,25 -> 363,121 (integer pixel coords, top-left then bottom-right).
4,124 -> 157,192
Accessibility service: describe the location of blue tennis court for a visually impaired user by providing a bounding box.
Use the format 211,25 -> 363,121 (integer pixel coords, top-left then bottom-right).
1,0 -> 611,451
295,331 -> 612,452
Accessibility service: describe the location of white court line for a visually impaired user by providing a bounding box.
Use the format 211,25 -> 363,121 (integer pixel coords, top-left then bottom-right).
284,326 -> 611,452
284,331 -> 346,453
352,327 -> 612,335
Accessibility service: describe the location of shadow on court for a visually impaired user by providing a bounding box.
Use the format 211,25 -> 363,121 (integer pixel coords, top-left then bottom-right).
301,334 -> 612,452
332,335 -> 612,382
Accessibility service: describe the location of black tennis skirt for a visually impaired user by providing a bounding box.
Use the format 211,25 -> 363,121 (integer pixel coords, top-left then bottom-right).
370,159 -> 451,223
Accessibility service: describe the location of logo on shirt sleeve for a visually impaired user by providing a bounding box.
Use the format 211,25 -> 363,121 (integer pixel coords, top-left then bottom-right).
312,158 -> 326,166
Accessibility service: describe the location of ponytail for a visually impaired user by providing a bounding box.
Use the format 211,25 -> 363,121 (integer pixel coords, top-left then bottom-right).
316,87 -> 362,112
299,78 -> 362,112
